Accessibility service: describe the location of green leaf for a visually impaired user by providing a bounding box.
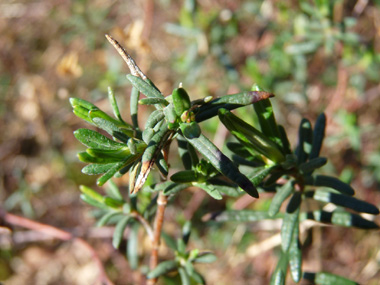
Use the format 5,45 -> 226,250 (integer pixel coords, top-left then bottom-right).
269,180 -> 294,217
180,122 -> 201,139
178,267 -> 190,285
195,183 -> 223,200
305,190 -> 379,215
80,194 -> 108,209
130,87 -> 140,129
305,175 -> 355,196
206,210 -> 281,222
90,116 -> 131,143
163,103 -> 179,127
309,113 -> 326,160
247,165 -> 277,186
177,135 -> 198,170
142,128 -> 155,144
299,157 -> 327,174
70,97 -> 97,110
218,108 -> 285,163
112,215 -> 131,249
270,251 -> 288,285
105,180 -> 123,201
286,192 -> 302,214
145,109 -> 165,129
97,161 -> 129,186
195,90 -> 274,122
303,210 -> 379,229
171,170 -> 199,183
79,185 -> 104,202
86,147 -> 132,160
190,270 -> 205,285
77,152 -> 118,163
108,86 -> 125,123
172,87 -> 191,116
252,95 -> 283,150
127,74 -> 165,100
104,197 -> 124,208
147,260 -> 178,279
74,129 -> 126,150
183,131 -> 259,198
296,118 -> 313,164
127,223 -> 139,270
281,207 -> 300,252
82,163 -> 116,175
193,252 -> 217,263
303,272 -> 358,285
278,125 -> 292,154
288,231 -> 302,283
139,97 -> 169,106
97,211 -> 121,227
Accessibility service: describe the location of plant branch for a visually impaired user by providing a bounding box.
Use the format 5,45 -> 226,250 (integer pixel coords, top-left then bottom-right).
130,210 -> 154,242
1,209 -> 114,285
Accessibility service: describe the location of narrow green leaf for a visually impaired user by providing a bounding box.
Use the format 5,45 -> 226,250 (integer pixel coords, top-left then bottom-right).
268,180 -> 294,217
80,194 -> 108,209
105,180 -> 123,201
97,211 -> 121,227
177,134 -> 195,170
206,210 -> 281,222
147,260 -> 178,279
90,116 -> 131,143
142,128 -> 155,144
139,97 -> 169,106
178,267 -> 190,285
303,210 -> 379,229
77,152 -> 117,163
278,125 -> 292,154
155,152 -> 169,177
309,113 -> 326,160
127,223 -> 139,270
296,118 -> 313,164
82,163 -> 116,175
127,74 -> 165,99
270,251 -> 288,285
70,97 -> 97,110
193,252 -> 217,263
190,270 -> 205,285
108,86 -> 125,123
218,108 -> 285,163
97,161 -> 128,186
281,207 -> 300,252
86,147 -> 131,160
252,96 -> 283,150
171,170 -> 199,183
195,183 -> 223,200
303,271 -> 358,285
163,103 -> 179,129
247,165 -> 276,186
74,129 -> 125,150
79,185 -> 104,202
306,190 -> 379,215
104,197 -> 124,208
305,175 -> 355,196
145,109 -> 165,129
183,131 -> 259,198
72,105 -> 94,124
195,90 -> 274,122
288,221 -> 302,282
299,157 -> 327,174
112,215 -> 131,249
286,192 -> 302,214
130,87 -> 140,129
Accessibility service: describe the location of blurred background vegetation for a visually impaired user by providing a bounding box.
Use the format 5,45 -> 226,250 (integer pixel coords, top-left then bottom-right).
1,0 -> 380,284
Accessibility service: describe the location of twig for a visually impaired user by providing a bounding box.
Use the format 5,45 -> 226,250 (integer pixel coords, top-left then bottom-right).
1,210 -> 114,285
105,34 -> 147,80
148,191 -> 168,285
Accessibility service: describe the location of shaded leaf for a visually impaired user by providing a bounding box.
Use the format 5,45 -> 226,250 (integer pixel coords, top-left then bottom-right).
309,113 -> 326,160
112,215 -> 131,249
305,175 -> 355,196
147,260 -> 178,279
74,129 -> 125,150
303,272 -> 358,285
206,210 -> 281,222
269,180 -> 294,217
